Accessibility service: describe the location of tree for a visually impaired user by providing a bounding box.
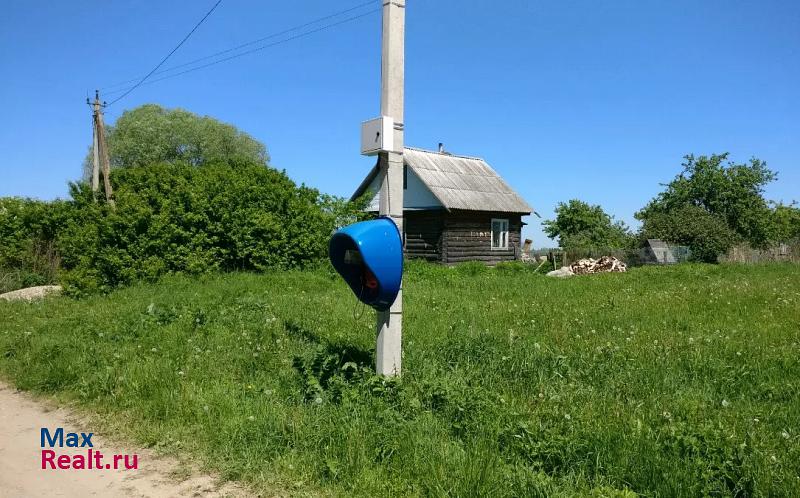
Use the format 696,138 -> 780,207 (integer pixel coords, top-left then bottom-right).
83,104 -> 268,179
770,202 -> 800,242
543,199 -> 633,249
639,204 -> 738,263
636,154 -> 776,248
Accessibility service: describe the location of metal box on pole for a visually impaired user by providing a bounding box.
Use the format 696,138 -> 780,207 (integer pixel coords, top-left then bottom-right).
360,116 -> 395,156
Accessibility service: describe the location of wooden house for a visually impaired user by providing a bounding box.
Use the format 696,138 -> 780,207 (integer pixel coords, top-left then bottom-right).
352,146 -> 533,264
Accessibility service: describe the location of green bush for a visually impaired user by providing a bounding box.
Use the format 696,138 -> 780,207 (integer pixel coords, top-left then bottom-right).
57,161 -> 352,294
639,204 -> 738,263
1,161 -> 364,295
0,197 -> 70,291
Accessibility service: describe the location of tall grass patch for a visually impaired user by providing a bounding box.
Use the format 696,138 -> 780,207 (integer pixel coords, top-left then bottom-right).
0,263 -> 798,496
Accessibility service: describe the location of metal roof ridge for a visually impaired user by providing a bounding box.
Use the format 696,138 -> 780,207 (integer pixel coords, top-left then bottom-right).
403,146 -> 485,162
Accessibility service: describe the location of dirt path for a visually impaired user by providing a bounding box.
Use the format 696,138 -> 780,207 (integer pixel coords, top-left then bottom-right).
0,381 -> 252,498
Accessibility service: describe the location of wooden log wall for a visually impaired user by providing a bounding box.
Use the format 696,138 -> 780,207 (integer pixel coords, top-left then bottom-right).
442,211 -> 522,265
404,210 -> 445,261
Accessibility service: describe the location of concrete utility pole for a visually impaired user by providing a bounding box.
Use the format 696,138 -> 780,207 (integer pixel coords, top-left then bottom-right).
376,0 -> 405,376
91,117 -> 100,193
89,91 -> 114,204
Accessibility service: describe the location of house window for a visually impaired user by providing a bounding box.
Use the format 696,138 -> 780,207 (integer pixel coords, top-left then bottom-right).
491,218 -> 509,250
403,165 -> 408,190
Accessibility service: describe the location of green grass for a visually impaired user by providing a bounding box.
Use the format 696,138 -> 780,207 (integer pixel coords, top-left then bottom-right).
1,262 -> 798,496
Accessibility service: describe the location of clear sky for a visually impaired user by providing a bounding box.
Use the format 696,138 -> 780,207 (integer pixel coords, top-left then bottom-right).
1,0 -> 798,246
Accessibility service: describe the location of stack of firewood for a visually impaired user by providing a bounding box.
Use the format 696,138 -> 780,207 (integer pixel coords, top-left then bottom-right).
570,256 -> 627,275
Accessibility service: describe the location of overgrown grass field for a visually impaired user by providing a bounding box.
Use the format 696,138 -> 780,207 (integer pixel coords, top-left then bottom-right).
1,263 -> 798,496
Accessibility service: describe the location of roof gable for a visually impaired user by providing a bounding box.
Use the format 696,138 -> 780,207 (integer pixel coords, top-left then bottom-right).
352,147 -> 533,214
358,164 -> 443,211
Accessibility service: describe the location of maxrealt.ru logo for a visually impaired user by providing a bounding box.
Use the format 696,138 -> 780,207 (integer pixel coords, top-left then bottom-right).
40,428 -> 138,470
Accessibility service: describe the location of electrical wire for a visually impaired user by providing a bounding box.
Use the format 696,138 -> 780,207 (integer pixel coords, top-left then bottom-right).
100,0 -> 378,92
103,8 -> 380,97
106,0 -> 224,106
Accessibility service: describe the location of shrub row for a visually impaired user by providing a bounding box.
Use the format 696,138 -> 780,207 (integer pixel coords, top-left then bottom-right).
0,161 -> 362,295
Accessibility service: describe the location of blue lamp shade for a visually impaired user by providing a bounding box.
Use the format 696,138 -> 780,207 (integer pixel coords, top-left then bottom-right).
329,217 -> 403,311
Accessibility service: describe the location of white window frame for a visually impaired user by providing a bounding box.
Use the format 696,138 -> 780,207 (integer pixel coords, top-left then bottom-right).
491,218 -> 509,250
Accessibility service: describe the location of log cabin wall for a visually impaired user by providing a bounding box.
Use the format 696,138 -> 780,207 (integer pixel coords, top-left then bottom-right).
404,210 -> 445,261
441,210 -> 522,264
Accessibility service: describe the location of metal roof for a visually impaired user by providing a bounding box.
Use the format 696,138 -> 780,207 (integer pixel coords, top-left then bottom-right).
352,147 -> 533,214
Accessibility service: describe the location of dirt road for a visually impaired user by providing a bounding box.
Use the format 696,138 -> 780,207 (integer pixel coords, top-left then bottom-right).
0,381 -> 250,498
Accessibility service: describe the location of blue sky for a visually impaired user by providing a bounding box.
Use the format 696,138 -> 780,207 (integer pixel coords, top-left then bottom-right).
1,0 -> 798,246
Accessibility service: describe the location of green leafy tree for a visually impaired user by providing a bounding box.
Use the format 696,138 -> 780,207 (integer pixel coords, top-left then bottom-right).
543,199 -> 633,249
770,202 -> 800,242
636,154 -> 776,248
318,193 -> 373,230
83,104 -> 268,179
639,204 -> 739,263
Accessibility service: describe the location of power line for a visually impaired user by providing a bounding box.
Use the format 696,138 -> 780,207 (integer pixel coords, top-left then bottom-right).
106,0 -> 224,106
100,0 -> 378,93
103,8 -> 380,98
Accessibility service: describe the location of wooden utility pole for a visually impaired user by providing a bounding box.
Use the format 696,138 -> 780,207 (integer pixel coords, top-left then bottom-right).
376,0 -> 405,376
88,90 -> 114,204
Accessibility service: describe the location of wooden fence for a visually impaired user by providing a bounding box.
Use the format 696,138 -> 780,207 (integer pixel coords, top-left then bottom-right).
720,243 -> 800,263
